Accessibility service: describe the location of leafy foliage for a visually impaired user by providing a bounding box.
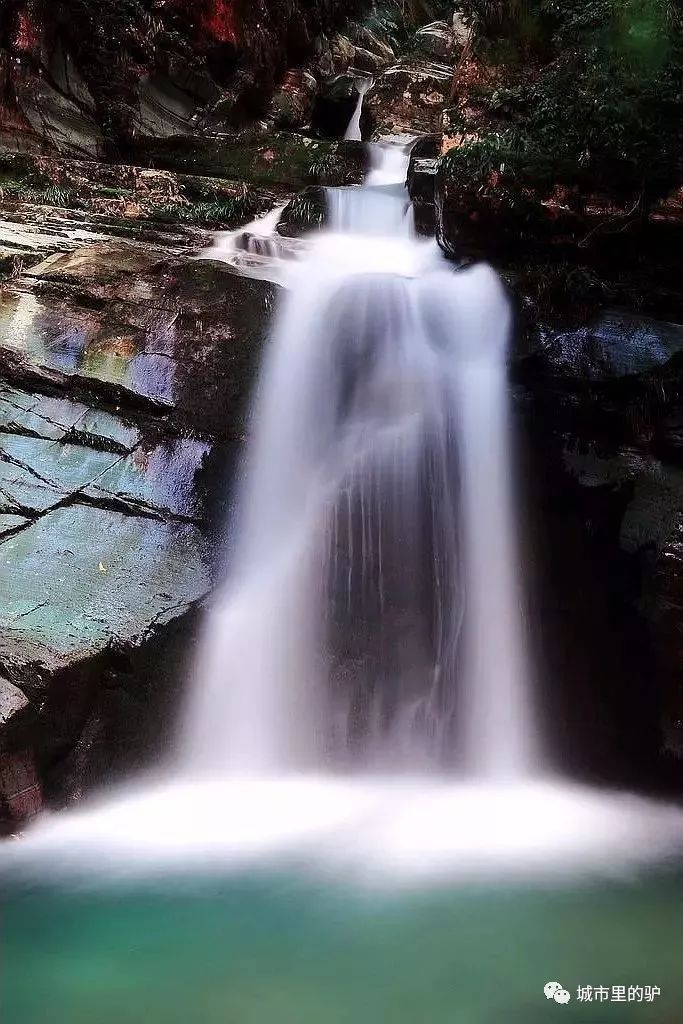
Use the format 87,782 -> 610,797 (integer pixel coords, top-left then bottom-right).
0,179 -> 79,208
365,1 -> 454,50
444,0 -> 683,202
284,189 -> 325,230
157,190 -> 260,227
308,152 -> 345,185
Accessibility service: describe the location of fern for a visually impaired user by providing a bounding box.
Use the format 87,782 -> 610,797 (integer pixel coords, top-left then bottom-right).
0,179 -> 77,207
42,185 -> 75,207
285,191 -> 325,230
157,191 -> 261,226
308,153 -> 336,184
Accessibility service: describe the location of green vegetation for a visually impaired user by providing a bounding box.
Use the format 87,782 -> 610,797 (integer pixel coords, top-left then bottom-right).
366,1 -> 456,50
443,0 -> 683,205
156,192 -> 261,228
307,152 -> 343,185
282,189 -> 326,232
0,179 -> 80,208
0,162 -> 262,229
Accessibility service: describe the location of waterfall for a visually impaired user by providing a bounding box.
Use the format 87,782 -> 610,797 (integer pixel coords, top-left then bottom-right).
13,132 -> 683,890
202,203 -> 288,261
344,78 -> 372,142
182,138 -> 535,778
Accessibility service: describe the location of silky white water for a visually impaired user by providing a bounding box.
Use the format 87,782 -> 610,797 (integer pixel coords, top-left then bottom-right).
9,134 -> 683,884
205,202 -> 286,260
8,777 -> 683,883
199,203 -> 306,284
183,140 -> 534,777
344,77 -> 372,141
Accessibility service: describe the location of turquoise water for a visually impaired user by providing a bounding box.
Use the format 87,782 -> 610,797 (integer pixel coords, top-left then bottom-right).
3,869 -> 682,1023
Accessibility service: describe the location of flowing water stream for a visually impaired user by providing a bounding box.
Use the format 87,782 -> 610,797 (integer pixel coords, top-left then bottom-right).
184,140 -> 534,777
344,77 -> 372,142
3,130 -> 683,1023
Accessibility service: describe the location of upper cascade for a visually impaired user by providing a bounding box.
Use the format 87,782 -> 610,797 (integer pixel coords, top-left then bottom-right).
327,140 -> 416,238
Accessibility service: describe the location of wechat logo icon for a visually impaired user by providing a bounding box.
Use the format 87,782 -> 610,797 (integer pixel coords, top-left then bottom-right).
545,982 -> 571,1004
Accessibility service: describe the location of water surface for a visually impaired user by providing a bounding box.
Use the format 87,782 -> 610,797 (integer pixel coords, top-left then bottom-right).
3,868 -> 682,1023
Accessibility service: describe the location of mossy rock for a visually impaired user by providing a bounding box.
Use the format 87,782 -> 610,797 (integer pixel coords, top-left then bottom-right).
127,133 -> 368,190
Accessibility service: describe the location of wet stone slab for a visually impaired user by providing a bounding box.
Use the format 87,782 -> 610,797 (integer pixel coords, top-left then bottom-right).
0,504 -> 209,676
0,514 -> 29,538
82,436 -> 212,521
0,434 -> 122,515
0,385 -> 141,455
0,229 -> 275,818
0,242 -> 277,436
24,242 -> 166,283
0,385 -> 89,440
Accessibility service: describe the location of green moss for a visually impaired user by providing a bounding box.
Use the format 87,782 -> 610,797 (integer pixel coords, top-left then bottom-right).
128,134 -> 364,190
93,186 -> 137,199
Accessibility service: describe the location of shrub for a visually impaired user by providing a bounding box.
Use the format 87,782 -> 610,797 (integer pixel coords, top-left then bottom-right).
444,0 -> 683,203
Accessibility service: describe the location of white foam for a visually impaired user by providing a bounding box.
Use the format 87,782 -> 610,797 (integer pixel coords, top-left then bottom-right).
7,777 -> 683,886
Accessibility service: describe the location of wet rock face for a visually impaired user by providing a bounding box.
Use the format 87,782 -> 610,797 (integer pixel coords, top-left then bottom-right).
268,70 -> 318,131
0,235 -> 278,825
127,134 -> 368,189
0,0 -> 367,154
366,55 -> 453,137
513,309 -> 683,787
414,21 -> 457,61
407,152 -> 439,234
312,74 -> 373,140
0,244 -> 276,435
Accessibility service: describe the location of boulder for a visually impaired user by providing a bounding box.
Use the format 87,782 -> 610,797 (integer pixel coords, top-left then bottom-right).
269,71 -> 318,131
414,22 -> 458,61
366,56 -> 453,137
0,678 -> 29,730
352,47 -> 387,75
331,34 -> 358,71
531,311 -> 683,380
310,20 -> 395,81
513,307 -> 683,785
347,25 -> 395,66
0,229 -> 280,824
